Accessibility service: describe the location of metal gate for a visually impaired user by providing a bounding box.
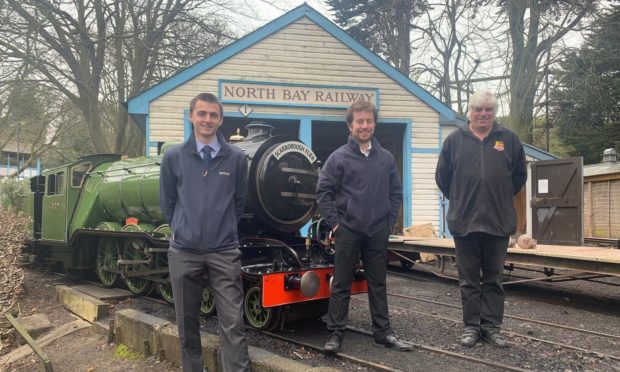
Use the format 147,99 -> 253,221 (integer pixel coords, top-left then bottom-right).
530,157 -> 583,245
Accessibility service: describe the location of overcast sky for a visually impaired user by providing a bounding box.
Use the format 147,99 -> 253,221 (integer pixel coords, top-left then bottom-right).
226,0 -> 333,34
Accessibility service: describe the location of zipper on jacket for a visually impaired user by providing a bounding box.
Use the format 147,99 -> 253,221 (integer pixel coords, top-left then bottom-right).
367,155 -> 373,224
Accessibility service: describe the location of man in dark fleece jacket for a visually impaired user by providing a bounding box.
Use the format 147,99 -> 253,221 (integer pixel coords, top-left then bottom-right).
160,93 -> 249,372
435,91 -> 527,349
316,100 -> 411,353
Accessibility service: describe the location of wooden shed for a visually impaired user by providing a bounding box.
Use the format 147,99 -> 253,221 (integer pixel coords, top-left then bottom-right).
127,4 -> 554,236
583,148 -> 620,239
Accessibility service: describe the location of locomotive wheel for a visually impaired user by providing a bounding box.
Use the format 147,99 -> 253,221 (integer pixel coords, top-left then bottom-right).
122,239 -> 154,296
200,286 -> 216,316
96,238 -> 120,287
243,286 -> 280,330
155,253 -> 174,304
157,277 -> 174,304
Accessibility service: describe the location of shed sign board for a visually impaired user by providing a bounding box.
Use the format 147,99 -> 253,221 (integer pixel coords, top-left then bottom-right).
220,80 -> 379,109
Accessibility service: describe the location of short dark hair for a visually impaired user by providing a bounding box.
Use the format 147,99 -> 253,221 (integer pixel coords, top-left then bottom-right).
189,93 -> 223,116
346,100 -> 377,125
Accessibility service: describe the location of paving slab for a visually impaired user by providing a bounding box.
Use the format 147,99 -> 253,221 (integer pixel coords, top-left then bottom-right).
56,285 -> 109,322
71,284 -> 133,301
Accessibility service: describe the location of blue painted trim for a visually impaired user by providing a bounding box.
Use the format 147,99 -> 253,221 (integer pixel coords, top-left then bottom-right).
299,117 -> 312,147
403,120 -> 412,229
183,109 -> 191,141
36,158 -> 41,174
145,115 -> 150,157
220,79 -> 377,91
127,4 -> 455,121
523,143 -> 557,160
298,117 -> 313,237
218,80 -> 380,110
411,147 -> 440,154
149,141 -> 158,148
223,100 -> 367,110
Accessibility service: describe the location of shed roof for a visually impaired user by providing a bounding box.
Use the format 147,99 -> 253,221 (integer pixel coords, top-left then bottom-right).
584,161 -> 620,177
127,3 -> 456,123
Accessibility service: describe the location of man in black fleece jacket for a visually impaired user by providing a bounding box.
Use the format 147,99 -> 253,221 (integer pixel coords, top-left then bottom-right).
435,91 -> 527,348
316,100 -> 410,353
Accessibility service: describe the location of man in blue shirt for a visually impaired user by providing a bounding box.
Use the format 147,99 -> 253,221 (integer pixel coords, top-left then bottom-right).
160,93 -> 249,371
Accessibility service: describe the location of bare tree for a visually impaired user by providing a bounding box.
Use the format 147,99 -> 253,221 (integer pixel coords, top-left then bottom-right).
410,0 -> 505,114
500,0 -> 596,142
0,0 -> 235,155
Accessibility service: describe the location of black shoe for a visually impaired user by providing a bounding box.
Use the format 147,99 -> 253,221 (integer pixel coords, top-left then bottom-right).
323,333 -> 342,353
482,331 -> 509,348
374,334 -> 412,351
460,329 -> 480,347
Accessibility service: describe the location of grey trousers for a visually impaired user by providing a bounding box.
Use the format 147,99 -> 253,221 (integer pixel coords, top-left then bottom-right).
168,247 -> 250,372
454,232 -> 509,334
326,225 -> 392,341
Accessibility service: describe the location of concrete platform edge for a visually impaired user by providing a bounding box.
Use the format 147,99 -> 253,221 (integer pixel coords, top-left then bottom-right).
114,309 -> 340,372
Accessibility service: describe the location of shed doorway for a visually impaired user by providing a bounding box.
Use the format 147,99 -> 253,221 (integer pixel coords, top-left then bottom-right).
311,120 -> 406,232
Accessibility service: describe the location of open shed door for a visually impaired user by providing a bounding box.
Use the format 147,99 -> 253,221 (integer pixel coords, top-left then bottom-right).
530,157 -> 583,245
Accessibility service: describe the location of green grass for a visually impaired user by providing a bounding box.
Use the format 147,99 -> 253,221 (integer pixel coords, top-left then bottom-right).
114,344 -> 143,360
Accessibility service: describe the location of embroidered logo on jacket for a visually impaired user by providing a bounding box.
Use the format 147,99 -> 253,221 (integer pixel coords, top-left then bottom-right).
219,171 -> 231,176
494,141 -> 505,152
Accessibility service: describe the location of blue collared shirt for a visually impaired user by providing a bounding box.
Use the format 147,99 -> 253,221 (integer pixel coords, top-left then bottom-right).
195,137 -> 220,159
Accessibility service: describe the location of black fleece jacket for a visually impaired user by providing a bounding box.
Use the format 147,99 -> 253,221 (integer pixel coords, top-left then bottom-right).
435,122 -> 527,237
316,136 -> 402,237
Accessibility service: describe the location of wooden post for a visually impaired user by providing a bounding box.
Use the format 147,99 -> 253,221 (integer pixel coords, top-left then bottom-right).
5,313 -> 53,372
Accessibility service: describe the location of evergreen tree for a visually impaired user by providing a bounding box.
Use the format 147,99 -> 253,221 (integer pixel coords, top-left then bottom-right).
552,6 -> 620,164
326,0 -> 428,75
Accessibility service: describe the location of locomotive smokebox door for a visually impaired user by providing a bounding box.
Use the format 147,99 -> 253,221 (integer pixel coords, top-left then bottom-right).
237,123 -> 319,234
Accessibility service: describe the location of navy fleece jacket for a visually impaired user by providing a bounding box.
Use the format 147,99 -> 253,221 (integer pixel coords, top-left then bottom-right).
160,132 -> 248,252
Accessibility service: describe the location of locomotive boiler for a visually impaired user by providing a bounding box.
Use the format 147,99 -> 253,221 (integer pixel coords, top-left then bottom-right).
23,122 -> 367,330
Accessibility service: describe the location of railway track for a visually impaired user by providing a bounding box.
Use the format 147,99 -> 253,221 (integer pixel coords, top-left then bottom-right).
260,330 -> 402,372
348,284 -> 620,366
47,268 -> 619,371
384,290 -> 620,342
342,324 -> 531,372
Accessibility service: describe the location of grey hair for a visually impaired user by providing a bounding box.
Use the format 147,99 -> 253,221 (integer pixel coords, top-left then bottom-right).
468,91 -> 498,112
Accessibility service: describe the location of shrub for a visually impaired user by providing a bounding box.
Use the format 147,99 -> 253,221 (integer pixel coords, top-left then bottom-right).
0,178 -> 30,211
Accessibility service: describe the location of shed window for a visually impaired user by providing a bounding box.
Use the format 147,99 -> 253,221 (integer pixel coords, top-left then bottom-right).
71,162 -> 91,188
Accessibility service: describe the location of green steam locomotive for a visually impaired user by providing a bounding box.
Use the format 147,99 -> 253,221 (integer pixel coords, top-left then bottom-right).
22,123 -> 367,330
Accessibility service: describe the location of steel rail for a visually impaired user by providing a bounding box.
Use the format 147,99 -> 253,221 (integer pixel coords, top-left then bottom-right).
261,331 -> 402,372
352,296 -> 620,362
343,324 -> 532,372
383,279 -> 620,341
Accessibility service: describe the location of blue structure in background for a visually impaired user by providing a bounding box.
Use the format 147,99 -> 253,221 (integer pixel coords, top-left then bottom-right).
1,142 -> 41,179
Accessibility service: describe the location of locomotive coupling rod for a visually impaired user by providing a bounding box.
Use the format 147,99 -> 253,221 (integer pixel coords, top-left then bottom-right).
117,259 -> 151,265
5,313 -> 53,372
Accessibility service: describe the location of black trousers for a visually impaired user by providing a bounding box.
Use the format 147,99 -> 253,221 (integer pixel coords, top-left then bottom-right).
454,232 -> 509,333
326,225 -> 392,341
168,247 -> 250,372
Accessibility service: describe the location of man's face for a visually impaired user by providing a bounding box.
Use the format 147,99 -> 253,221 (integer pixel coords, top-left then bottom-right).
469,99 -> 496,134
190,100 -> 223,142
348,110 -> 375,144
